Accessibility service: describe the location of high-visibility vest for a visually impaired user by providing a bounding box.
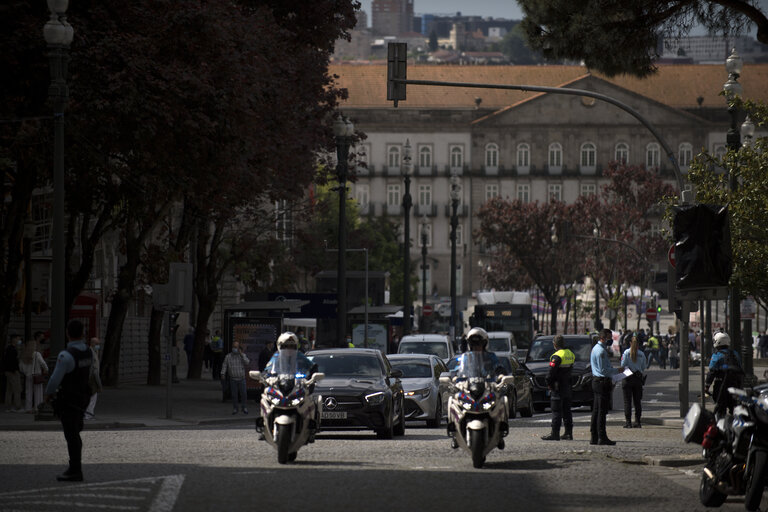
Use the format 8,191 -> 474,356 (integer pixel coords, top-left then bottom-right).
551,348 -> 575,367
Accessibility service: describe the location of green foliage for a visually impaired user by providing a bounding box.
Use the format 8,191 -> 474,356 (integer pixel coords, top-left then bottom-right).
498,23 -> 543,65
685,98 -> 768,310
517,0 -> 767,77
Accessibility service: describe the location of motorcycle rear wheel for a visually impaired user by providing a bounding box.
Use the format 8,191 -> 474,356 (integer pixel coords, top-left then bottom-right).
470,429 -> 486,469
745,450 -> 768,511
699,472 -> 727,507
277,424 -> 292,464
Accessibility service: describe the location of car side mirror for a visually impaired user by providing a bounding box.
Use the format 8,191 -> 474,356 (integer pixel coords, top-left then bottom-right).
390,368 -> 403,379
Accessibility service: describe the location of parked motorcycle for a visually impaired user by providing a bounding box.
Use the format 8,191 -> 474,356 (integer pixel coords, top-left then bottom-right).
440,352 -> 514,468
250,351 -> 324,464
682,385 -> 768,511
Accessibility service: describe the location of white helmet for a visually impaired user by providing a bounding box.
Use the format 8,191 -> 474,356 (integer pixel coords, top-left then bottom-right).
277,332 -> 299,351
713,332 -> 731,349
466,327 -> 489,349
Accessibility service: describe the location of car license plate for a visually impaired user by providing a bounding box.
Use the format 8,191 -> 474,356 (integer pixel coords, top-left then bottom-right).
321,411 -> 347,419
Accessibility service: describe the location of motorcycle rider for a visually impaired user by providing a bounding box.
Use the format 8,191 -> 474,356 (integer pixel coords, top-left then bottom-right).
541,334 -> 574,441
264,332 -> 314,376
705,332 -> 744,417
453,327 -> 502,375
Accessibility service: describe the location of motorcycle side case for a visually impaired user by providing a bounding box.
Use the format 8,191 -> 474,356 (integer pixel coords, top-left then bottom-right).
683,403 -> 715,444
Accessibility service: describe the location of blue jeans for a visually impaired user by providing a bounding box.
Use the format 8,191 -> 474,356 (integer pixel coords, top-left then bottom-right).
230,378 -> 247,410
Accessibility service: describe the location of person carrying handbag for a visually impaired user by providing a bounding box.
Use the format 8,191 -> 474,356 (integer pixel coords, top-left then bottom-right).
19,339 -> 48,413
620,335 -> 648,428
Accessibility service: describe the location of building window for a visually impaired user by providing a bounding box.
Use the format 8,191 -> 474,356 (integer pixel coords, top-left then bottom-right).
418,222 -> 432,247
387,184 -> 401,206
646,142 -> 660,168
357,143 -> 370,171
450,146 -> 464,171
615,142 -> 629,164
275,200 -> 293,242
713,144 -> 727,160
31,194 -> 52,253
548,142 -> 562,169
356,184 -> 370,213
485,143 -> 499,170
418,145 -> 432,171
517,143 -> 530,171
418,184 -> 432,207
580,183 -> 597,197
580,142 -> 596,171
387,145 -> 401,171
485,184 -> 499,202
517,184 -> 530,203
679,142 -> 693,168
455,223 -> 464,248
548,184 -> 562,202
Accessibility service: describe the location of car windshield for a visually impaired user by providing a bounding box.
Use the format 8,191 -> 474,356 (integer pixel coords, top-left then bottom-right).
400,341 -> 448,359
526,337 -> 593,362
488,337 -> 510,352
390,360 -> 432,378
309,353 -> 382,377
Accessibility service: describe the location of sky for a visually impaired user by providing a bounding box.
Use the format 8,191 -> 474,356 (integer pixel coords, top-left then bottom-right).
357,0 -> 525,26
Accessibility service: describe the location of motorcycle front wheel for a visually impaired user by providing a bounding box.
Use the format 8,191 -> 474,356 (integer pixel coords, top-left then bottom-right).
745,450 -> 768,511
699,471 -> 727,507
277,424 -> 292,464
470,429 -> 486,469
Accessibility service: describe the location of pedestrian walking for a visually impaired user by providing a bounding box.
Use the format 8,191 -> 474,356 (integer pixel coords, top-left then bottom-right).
3,335 -> 23,412
590,328 -> 624,446
44,319 -> 93,482
759,331 -> 768,359
221,341 -> 250,415
620,336 -> 647,428
646,332 -> 660,367
84,337 -> 102,420
19,338 -> 48,413
541,334 -> 574,441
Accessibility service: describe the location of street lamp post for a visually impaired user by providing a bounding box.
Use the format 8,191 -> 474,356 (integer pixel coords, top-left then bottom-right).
402,140 -> 413,336
24,219 -> 36,344
592,221 -> 602,331
334,116 -> 354,346
449,174 -> 460,342
44,1 -> 74,361
724,49 -> 751,377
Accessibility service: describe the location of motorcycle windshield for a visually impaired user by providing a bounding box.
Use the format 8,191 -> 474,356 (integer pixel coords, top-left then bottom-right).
272,350 -> 298,377
456,352 -> 493,379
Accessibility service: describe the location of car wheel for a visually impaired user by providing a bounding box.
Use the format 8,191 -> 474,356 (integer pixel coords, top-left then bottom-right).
427,396 -> 442,428
508,391 -> 517,419
376,403 -> 395,439
519,392 -> 534,418
394,398 -> 406,437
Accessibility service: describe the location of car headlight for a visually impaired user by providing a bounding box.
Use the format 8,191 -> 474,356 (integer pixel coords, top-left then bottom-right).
405,387 -> 431,399
365,391 -> 386,405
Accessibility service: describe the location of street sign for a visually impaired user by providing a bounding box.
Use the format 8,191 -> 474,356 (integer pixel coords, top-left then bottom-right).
668,245 -> 676,268
422,304 -> 433,316
646,307 -> 657,321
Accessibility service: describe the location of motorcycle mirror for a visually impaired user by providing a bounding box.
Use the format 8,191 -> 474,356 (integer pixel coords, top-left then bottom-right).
248,371 -> 262,382
499,375 -> 515,387
308,372 -> 325,385
439,375 -> 452,385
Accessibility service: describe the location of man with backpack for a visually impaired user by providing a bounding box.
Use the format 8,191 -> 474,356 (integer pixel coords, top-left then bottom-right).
704,332 -> 744,418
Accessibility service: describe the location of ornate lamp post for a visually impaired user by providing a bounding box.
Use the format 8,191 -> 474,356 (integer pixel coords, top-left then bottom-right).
449,173 -> 460,342
44,0 -> 74,360
334,116 -> 354,346
24,219 -> 36,344
724,49 -> 748,374
420,215 -> 428,330
402,140 -> 413,336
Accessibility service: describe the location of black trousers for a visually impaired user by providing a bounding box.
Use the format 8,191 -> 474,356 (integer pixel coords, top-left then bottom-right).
590,378 -> 612,440
622,378 -> 643,422
59,407 -> 84,471
550,390 -> 573,431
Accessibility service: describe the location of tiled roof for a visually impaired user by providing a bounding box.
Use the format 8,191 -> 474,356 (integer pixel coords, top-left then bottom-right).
329,63 -> 768,109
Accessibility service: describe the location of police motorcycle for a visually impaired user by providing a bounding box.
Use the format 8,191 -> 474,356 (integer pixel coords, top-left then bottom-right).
249,349 -> 324,464
440,351 -> 515,468
683,384 -> 768,511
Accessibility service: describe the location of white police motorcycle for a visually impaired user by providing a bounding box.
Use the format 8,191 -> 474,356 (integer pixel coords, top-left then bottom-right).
250,350 -> 324,464
441,352 -> 514,468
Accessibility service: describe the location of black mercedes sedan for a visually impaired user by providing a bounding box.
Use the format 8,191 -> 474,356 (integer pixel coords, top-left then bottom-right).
307,348 -> 406,439
525,335 -> 595,412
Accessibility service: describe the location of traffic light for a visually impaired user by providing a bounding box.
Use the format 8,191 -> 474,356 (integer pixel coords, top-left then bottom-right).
387,43 -> 407,107
673,204 -> 732,293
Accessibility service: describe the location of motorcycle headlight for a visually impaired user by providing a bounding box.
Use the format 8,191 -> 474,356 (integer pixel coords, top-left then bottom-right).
405,387 -> 431,399
479,392 -> 496,411
288,387 -> 306,407
457,392 -> 475,410
365,392 -> 386,405
265,387 -> 284,406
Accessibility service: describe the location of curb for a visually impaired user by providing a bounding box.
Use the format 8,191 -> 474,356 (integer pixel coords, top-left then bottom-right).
643,454 -> 702,467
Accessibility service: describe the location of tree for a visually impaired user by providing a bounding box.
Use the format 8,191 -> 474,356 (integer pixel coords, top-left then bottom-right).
518,0 -> 768,77
498,23 -> 543,65
684,97 -> 768,312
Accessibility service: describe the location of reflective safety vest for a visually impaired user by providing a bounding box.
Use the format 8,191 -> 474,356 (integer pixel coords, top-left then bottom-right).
551,348 -> 575,367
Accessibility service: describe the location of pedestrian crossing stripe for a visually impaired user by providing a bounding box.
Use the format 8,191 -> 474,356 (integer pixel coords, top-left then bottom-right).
0,474 -> 184,512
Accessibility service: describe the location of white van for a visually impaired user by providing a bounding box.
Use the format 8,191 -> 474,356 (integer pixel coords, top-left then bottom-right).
397,334 -> 455,363
487,331 -> 516,357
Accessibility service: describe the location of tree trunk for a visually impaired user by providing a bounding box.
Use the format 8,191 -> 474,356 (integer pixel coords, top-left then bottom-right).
549,298 -> 559,335
146,307 -> 164,385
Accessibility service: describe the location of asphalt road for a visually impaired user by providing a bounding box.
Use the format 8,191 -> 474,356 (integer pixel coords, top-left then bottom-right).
0,419 -> 760,512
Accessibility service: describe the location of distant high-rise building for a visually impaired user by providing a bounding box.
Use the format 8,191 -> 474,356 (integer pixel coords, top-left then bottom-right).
372,0 -> 414,36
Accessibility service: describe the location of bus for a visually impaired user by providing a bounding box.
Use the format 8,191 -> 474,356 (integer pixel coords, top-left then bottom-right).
469,291 -> 535,359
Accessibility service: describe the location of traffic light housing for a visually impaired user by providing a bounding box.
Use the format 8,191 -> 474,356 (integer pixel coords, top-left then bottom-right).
673,204 -> 731,296
387,42 -> 407,107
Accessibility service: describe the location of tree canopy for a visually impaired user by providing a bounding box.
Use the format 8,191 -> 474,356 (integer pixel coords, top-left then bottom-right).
518,0 -> 768,77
